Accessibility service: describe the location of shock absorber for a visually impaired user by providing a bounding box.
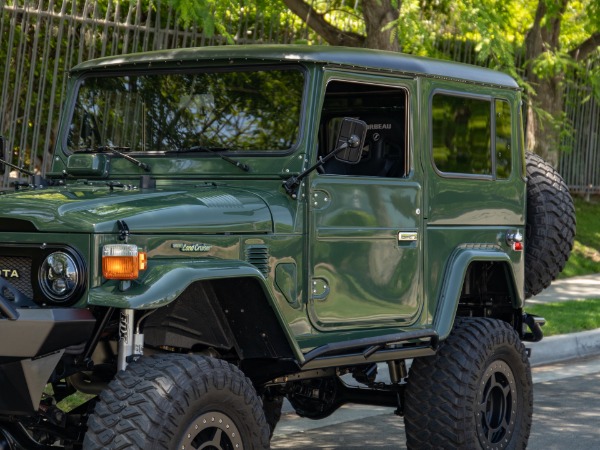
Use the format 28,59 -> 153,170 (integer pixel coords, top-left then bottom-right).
117,309 -> 145,371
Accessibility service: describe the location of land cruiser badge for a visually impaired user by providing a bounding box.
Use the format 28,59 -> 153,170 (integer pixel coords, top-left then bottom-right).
171,243 -> 212,253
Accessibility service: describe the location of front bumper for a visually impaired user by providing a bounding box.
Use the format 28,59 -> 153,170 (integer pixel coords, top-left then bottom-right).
0,290 -> 96,415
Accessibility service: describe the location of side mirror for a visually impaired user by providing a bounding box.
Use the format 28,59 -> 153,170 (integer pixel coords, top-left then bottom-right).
282,117 -> 367,198
333,118 -> 367,164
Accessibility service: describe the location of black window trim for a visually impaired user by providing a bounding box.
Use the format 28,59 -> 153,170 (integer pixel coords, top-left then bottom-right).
317,74 -> 412,179
429,89 -> 513,181
61,63 -> 309,158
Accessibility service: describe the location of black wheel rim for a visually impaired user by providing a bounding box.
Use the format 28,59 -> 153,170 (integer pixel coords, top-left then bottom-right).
476,360 -> 518,449
177,411 -> 243,450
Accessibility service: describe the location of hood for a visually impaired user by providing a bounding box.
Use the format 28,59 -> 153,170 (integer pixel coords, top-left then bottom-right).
0,185 -> 273,234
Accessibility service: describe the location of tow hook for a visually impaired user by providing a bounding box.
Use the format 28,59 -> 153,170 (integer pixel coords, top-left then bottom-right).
523,313 -> 545,342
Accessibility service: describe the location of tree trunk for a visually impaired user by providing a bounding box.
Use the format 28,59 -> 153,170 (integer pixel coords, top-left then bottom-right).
281,0 -> 365,47
362,0 -> 400,51
282,0 -> 400,51
524,0 -> 568,167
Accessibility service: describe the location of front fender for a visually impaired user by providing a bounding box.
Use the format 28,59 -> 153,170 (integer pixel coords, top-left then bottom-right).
433,246 -> 521,340
88,259 -> 266,309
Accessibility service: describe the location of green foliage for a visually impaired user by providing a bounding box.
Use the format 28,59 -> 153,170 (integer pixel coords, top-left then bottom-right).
394,0 -> 440,57
165,0 -> 241,42
526,298 -> 600,336
1,0 -> 597,182
585,0 -> 600,35
166,0 -> 315,43
531,49 -> 580,80
377,0 -> 598,103
168,0 -> 214,29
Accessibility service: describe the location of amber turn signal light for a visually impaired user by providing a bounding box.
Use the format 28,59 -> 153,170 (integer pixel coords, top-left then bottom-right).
102,244 -> 147,280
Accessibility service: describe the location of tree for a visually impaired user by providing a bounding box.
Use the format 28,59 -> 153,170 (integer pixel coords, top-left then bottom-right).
281,0 -> 399,50
273,0 -> 600,166
524,0 -> 600,165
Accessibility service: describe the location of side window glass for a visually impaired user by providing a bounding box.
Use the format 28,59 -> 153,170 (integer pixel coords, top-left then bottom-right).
495,99 -> 512,179
432,94 -> 491,176
319,80 -> 409,178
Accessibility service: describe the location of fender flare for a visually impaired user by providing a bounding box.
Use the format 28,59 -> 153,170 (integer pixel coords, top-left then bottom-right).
432,246 -> 521,340
88,259 -> 304,363
89,259 -> 269,309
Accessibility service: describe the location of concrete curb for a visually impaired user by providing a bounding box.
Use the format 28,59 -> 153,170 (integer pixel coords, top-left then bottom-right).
528,328 -> 600,367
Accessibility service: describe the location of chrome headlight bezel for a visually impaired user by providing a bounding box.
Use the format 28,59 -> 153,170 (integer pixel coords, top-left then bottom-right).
37,248 -> 86,306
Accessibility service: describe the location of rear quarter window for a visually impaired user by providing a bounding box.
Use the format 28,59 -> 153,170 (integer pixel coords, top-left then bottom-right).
431,92 -> 512,179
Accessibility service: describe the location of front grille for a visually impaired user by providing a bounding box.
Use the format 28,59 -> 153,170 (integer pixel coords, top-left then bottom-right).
0,256 -> 34,300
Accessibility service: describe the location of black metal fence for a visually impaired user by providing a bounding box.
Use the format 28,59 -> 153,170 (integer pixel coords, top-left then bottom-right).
1,0 -> 598,192
560,57 -> 600,195
0,0 -> 309,187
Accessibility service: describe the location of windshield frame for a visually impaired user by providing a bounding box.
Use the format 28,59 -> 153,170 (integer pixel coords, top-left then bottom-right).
61,63 -> 308,158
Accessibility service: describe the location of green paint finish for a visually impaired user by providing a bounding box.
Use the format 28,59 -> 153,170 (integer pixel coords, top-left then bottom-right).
432,246 -> 520,340
0,184 -> 278,234
308,176 -> 423,330
0,46 -> 529,367
88,259 -> 266,309
426,227 -> 525,321
70,45 -> 519,89
275,263 -> 299,308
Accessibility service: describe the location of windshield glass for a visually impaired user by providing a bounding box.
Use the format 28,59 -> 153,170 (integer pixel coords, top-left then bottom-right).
67,67 -> 304,153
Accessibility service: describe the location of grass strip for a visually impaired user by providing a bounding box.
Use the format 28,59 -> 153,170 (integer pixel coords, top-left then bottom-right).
526,298 -> 600,337
560,197 -> 600,278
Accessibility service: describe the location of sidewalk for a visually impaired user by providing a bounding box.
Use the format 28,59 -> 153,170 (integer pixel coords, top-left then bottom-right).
527,273 -> 600,304
527,273 -> 600,366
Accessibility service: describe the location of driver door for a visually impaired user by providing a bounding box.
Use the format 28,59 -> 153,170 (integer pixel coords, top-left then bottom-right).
307,75 -> 423,331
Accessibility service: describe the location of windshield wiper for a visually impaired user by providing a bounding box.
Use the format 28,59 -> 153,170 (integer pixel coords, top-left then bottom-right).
76,146 -> 150,172
170,146 -> 250,172
0,156 -> 57,189
0,157 -> 35,177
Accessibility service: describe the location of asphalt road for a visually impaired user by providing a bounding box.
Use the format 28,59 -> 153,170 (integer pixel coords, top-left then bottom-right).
271,355 -> 600,449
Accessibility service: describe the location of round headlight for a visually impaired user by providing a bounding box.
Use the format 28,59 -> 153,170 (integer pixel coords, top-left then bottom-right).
39,252 -> 80,303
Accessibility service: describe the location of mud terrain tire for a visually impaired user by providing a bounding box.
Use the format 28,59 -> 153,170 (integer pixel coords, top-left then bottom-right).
404,317 -> 533,450
525,151 -> 575,298
83,354 -> 270,450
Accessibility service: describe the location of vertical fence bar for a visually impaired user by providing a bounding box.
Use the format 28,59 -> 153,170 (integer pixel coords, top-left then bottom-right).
560,55 -> 600,194
30,0 -> 56,173
19,0 -> 45,173
0,2 -> 598,189
13,1 -> 33,171
1,0 -> 17,183
42,0 -> 68,174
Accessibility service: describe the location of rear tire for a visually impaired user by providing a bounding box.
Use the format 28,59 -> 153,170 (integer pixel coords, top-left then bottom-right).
525,151 -> 575,298
83,354 -> 270,450
404,317 -> 533,450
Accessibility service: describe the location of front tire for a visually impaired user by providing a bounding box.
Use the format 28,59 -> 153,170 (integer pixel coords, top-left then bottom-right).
83,354 -> 270,450
404,317 -> 533,450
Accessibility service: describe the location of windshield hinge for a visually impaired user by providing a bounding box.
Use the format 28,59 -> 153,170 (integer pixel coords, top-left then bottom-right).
117,220 -> 130,242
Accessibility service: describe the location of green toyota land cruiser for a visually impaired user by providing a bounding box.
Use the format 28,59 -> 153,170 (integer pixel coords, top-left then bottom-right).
0,45 -> 575,449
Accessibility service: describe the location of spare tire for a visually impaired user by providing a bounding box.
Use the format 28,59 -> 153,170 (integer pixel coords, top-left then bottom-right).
525,151 -> 576,298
